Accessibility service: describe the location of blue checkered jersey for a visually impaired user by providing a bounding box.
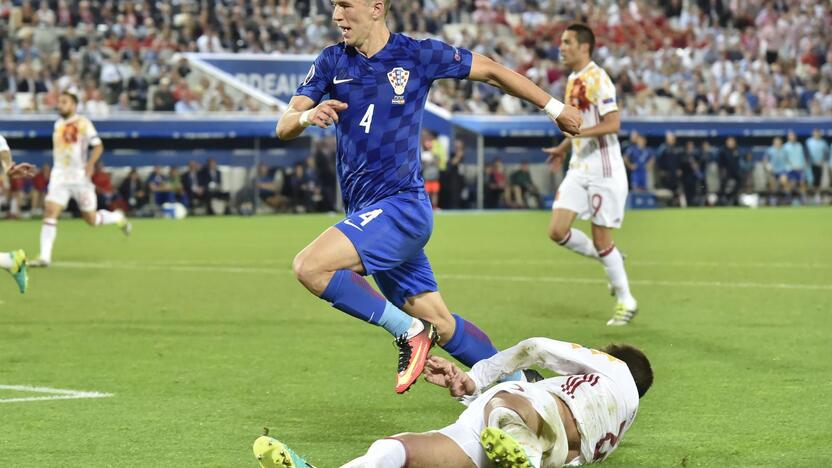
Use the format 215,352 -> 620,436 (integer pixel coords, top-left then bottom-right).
295,33 -> 472,214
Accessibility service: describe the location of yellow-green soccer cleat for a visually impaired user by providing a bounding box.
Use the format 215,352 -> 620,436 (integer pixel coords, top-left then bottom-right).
253,435 -> 316,468
607,301 -> 638,326
7,250 -> 28,294
480,427 -> 534,468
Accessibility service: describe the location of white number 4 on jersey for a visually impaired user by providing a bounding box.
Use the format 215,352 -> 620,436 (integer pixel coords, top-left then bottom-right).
343,209 -> 383,231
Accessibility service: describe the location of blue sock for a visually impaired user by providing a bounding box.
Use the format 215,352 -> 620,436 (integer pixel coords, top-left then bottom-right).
441,313 -> 523,381
320,270 -> 413,338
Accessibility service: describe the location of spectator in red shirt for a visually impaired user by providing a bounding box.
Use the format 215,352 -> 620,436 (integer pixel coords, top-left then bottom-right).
91,161 -> 116,210
30,163 -> 49,216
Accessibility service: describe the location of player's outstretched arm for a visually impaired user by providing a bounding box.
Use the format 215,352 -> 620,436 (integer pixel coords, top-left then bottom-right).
276,95 -> 348,140
0,149 -> 36,178
467,53 -> 582,136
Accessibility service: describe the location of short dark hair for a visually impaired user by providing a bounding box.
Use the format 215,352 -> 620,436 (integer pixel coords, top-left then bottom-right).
566,23 -> 595,55
61,91 -> 79,104
602,343 -> 653,398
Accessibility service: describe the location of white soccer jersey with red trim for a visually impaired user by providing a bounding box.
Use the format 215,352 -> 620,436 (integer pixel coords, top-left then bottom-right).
466,338 -> 640,466
51,115 -> 102,184
564,62 -> 621,178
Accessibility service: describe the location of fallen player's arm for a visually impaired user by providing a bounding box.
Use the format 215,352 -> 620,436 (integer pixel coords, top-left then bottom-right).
466,337 -> 617,395
467,53 -> 582,136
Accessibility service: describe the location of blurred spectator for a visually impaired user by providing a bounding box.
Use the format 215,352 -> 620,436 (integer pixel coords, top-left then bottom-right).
783,131 -> 808,201
91,161 -> 116,210
286,162 -> 308,213
196,26 -> 224,53
147,165 -> 174,207
701,141 -> 721,205
255,163 -> 288,211
624,134 -> 653,192
656,132 -> 683,205
765,137 -> 790,201
30,163 -> 50,215
718,137 -> 744,206
806,129 -> 830,201
311,136 -> 337,212
168,166 -> 189,207
681,141 -> 704,207
508,161 -> 540,208
119,168 -> 148,212
181,160 -> 205,210
6,170 -> 28,219
485,157 -> 508,209
441,138 -> 466,209
198,158 -> 229,215
421,130 -> 441,209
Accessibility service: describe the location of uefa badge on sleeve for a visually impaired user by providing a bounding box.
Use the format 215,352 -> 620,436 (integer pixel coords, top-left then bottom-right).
387,67 -> 409,105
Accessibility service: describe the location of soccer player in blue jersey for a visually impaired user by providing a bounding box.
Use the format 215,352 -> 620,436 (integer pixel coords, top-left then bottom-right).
276,0 -> 582,394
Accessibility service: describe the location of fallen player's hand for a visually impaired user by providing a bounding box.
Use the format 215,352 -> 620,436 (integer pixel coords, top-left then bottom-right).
423,355 -> 457,388
423,355 -> 476,397
6,162 -> 37,178
555,105 -> 582,136
305,100 -> 348,129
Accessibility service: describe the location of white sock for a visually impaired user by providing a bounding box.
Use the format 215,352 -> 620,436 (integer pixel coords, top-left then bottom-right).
340,439 -> 406,468
599,245 -> 636,307
487,407 -> 543,467
95,210 -> 124,226
405,318 -> 424,339
40,218 -> 58,263
558,228 -> 599,259
0,252 -> 12,269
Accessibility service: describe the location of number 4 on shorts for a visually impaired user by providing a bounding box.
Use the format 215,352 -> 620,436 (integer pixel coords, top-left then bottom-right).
359,209 -> 383,226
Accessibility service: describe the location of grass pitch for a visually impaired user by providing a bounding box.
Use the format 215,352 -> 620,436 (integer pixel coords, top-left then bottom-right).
1,208 -> 830,467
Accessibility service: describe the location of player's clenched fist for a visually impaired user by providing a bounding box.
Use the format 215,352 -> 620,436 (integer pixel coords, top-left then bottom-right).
555,104 -> 582,136
300,99 -> 349,129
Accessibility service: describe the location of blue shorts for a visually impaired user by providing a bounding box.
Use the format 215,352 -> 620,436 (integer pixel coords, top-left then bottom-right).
787,170 -> 803,183
335,191 -> 437,308
630,170 -> 648,190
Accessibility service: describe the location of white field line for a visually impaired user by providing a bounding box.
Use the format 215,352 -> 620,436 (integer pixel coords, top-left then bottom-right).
52,261 -> 832,291
61,257 -> 832,270
0,384 -> 113,404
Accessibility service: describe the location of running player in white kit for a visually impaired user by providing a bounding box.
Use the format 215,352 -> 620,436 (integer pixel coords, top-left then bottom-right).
543,24 -> 637,326
253,336 -> 652,468
29,92 -> 131,267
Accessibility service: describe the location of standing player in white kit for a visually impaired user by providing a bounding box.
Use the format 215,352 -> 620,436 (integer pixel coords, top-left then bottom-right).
29,92 -> 131,267
543,24 -> 637,326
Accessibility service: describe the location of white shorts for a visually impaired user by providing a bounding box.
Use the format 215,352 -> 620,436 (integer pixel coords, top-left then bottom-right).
46,181 -> 97,212
437,381 -> 569,468
552,156 -> 628,229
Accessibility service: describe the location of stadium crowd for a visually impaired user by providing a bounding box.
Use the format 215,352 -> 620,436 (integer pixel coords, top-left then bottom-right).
0,0 -> 829,117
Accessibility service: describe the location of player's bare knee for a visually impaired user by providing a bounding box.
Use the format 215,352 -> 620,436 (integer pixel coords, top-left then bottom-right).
549,225 -> 569,244
291,251 -> 317,287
